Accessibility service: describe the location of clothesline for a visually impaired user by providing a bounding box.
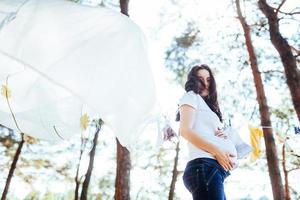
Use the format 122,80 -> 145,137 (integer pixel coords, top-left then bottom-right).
255,126 -> 300,134
224,118 -> 299,134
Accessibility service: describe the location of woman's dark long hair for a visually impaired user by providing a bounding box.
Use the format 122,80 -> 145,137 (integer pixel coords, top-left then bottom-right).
176,64 -> 223,122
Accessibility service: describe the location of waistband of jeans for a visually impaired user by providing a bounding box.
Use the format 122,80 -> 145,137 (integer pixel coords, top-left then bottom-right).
187,157 -> 230,176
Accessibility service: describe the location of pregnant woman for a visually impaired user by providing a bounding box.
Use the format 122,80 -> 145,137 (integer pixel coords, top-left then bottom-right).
178,64 -> 237,200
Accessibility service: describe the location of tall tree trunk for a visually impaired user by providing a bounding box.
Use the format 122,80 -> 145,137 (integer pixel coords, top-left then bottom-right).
1,133 -> 25,200
282,143 -> 291,200
74,136 -> 87,200
80,120 -> 103,200
168,141 -> 180,200
120,0 -> 129,16
115,2 -> 131,200
258,0 -> 300,122
235,0 -> 285,199
74,171 -> 80,200
115,139 -> 131,200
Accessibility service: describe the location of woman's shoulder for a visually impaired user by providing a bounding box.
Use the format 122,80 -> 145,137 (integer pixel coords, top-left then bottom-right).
183,91 -> 206,102
179,91 -> 209,109
178,91 -> 199,108
179,91 -> 198,101
184,90 -> 198,97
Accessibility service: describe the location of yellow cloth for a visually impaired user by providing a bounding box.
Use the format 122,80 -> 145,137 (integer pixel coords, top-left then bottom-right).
249,125 -> 264,161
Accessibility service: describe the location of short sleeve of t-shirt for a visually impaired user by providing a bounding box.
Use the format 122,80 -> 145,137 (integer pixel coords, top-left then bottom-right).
178,91 -> 198,110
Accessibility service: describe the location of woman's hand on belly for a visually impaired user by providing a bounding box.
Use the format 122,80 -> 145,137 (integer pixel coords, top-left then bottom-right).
212,148 -> 236,171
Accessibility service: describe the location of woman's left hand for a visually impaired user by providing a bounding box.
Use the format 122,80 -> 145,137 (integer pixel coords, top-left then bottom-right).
215,128 -> 228,139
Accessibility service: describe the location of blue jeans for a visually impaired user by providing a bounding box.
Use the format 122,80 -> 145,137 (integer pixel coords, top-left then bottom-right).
182,158 -> 231,200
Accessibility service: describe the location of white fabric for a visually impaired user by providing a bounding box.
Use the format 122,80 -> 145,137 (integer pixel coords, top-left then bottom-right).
178,91 -> 237,165
223,126 -> 252,159
0,0 -> 156,150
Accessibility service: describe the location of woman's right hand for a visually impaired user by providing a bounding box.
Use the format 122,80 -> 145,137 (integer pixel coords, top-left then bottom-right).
213,148 -> 235,171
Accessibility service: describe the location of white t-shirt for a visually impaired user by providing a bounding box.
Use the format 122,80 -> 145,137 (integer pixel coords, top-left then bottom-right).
178,91 -> 237,164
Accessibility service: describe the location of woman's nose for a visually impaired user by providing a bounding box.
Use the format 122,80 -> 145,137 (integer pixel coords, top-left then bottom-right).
205,80 -> 208,86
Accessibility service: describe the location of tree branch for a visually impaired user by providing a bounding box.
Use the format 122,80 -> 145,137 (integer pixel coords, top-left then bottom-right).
278,11 -> 300,16
287,167 -> 300,173
261,69 -> 284,74
275,0 -> 287,16
291,153 -> 300,159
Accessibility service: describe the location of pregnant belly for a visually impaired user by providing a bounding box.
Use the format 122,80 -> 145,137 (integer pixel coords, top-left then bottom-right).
204,135 -> 238,168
